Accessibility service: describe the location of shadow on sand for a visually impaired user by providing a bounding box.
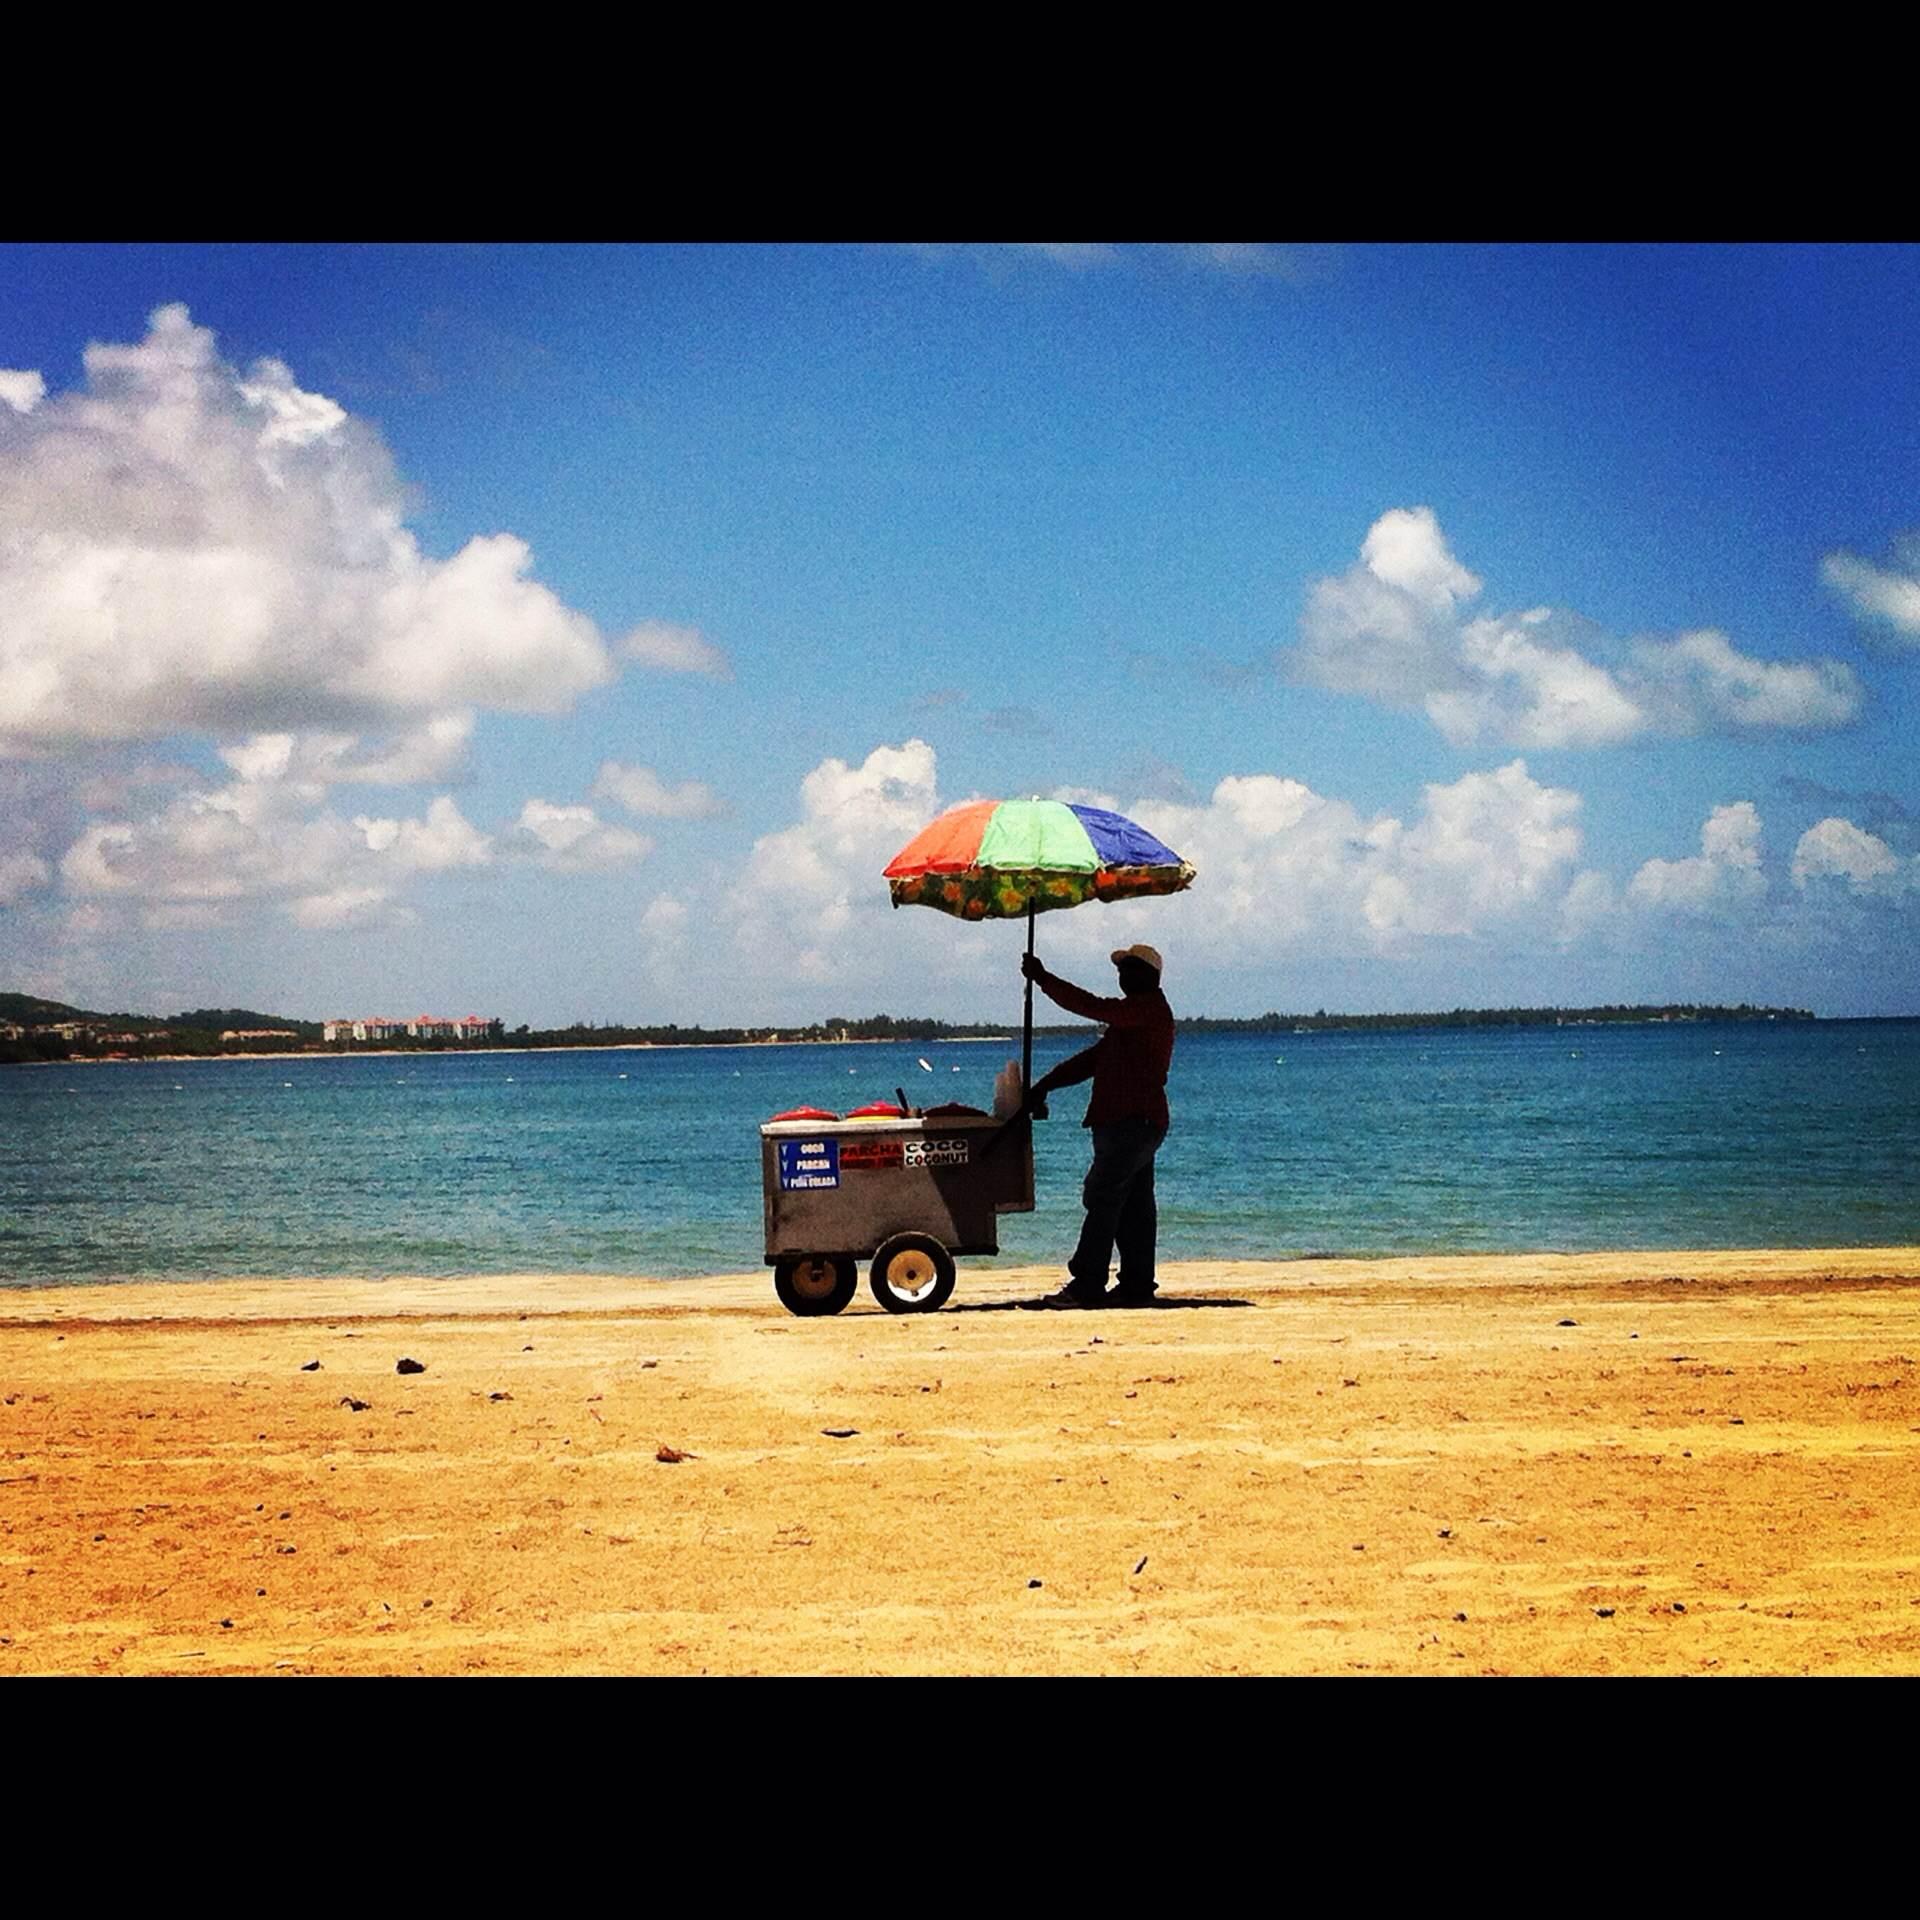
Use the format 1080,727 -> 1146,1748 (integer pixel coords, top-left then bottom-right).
948,1295 -> 1253,1315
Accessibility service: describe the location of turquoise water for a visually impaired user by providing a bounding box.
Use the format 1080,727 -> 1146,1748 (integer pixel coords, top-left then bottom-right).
1,1021 -> 1916,1285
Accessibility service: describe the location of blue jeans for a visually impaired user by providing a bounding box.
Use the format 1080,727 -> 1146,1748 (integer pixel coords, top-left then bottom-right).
1067,1120 -> 1167,1297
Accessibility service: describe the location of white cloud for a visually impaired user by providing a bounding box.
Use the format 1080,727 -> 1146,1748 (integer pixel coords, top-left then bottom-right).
728,742 -> 1588,1002
1822,541 -> 1920,642
288,887 -> 396,931
1373,761 -> 1584,936
214,717 -> 476,791
1296,509 -> 1862,746
0,369 -> 45,414
1297,506 -> 1477,706
351,796 -> 494,874
618,620 -> 732,679
1557,869 -> 1618,947
1628,801 -> 1768,916
1791,816 -> 1914,894
503,799 -> 653,873
593,760 -> 725,820
1036,757 -> 1583,966
1432,610 -> 1647,749
732,740 -> 942,979
641,894 -> 689,937
0,850 -> 51,903
1629,629 -> 1862,732
0,303 -> 619,755
56,743 -> 496,928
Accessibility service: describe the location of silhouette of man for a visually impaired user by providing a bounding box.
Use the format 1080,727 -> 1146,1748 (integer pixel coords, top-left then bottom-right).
1016,943 -> 1173,1309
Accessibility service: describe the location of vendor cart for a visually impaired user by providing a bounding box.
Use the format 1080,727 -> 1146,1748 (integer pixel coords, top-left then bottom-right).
761,1112 -> 1034,1314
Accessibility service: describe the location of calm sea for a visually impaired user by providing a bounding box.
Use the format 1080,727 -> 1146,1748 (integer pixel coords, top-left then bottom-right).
2,1021 -> 1916,1286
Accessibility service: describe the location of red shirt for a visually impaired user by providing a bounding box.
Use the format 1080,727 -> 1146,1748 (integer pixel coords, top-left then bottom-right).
1038,975 -> 1174,1130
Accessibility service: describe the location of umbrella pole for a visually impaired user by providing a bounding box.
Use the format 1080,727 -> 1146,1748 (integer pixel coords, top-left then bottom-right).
1021,898 -> 1035,1097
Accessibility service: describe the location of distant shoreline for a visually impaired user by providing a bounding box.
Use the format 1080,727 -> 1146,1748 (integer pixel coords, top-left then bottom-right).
31,1034 -> 1021,1066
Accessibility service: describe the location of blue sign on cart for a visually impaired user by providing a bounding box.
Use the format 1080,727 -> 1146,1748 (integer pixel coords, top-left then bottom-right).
778,1138 -> 840,1191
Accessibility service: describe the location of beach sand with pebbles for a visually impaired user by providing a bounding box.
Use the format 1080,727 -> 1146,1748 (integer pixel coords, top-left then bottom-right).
4,1247 -> 1920,1676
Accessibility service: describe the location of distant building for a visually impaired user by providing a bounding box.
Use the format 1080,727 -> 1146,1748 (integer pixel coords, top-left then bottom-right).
325,1013 -> 502,1045
221,1029 -> 298,1043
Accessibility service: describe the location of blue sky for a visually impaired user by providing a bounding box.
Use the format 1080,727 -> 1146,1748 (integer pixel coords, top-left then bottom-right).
2,242 -> 1918,1023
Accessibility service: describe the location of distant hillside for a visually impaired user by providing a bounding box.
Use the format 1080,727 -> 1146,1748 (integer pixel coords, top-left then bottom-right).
1,994 -> 321,1062
1,993 -> 317,1036
171,1008 -> 323,1038
0,992 -> 94,1026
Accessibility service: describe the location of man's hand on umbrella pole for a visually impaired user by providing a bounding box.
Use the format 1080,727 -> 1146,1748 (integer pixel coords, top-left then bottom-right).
1020,952 -> 1048,985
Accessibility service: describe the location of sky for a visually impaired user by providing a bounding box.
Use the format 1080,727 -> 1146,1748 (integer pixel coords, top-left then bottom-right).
2,241 -> 1919,1025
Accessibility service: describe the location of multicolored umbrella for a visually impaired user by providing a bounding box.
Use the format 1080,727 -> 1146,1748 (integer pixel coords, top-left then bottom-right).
883,798 -> 1194,1096
883,798 -> 1194,920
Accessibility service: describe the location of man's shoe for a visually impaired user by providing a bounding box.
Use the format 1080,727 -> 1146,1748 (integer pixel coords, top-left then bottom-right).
1107,1289 -> 1158,1308
1018,1285 -> 1107,1310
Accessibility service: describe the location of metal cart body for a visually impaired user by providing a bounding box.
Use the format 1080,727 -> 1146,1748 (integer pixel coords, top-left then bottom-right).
760,1113 -> 1033,1314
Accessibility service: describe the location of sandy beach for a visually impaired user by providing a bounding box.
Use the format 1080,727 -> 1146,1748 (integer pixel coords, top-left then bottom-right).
4,1248 -> 1919,1675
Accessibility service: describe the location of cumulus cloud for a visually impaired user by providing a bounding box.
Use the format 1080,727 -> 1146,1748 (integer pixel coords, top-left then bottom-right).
0,369 -> 45,414
735,740 -> 1589,999
1628,801 -> 1768,915
592,760 -> 725,820
1296,509 -> 1863,746
502,800 -> 653,873
1142,756 -> 1584,954
732,740 -> 942,979
619,620 -> 732,679
1822,538 -> 1920,643
1629,629 -> 1862,732
58,756 -> 497,930
0,303 -> 627,756
211,716 -> 477,794
641,894 -> 689,937
1791,817 -> 1915,894
351,795 -> 494,874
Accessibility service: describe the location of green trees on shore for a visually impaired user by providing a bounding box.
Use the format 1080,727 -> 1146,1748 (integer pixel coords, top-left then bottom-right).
0,993 -> 1823,1066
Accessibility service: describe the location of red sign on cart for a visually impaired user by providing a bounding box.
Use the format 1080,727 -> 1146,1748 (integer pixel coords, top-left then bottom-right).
839,1137 -> 905,1172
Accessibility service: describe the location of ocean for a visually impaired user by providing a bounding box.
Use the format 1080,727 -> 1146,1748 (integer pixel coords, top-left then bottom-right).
2,1020 -> 1916,1286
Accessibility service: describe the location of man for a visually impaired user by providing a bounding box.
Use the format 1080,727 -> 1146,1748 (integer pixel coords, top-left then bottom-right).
1015,943 -> 1174,1310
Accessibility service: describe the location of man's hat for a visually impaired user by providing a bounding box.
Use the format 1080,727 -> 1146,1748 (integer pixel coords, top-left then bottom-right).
1110,943 -> 1163,975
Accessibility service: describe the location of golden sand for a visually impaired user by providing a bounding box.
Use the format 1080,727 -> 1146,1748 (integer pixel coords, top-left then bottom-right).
4,1248 -> 1919,1675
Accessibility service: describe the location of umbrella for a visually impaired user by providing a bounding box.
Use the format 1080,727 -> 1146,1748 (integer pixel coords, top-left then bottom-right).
883,797 -> 1194,1097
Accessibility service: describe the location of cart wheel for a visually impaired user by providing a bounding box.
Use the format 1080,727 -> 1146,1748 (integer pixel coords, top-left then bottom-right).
868,1233 -> 957,1314
774,1255 -> 858,1317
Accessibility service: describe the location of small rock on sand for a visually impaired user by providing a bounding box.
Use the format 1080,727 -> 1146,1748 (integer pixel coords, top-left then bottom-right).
300,1361 -> 321,1372
396,1358 -> 426,1375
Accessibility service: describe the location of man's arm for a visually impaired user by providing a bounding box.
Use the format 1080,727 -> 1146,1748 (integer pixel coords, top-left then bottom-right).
1020,1038 -> 1102,1120
1022,956 -> 1157,1028
1032,1042 -> 1100,1098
